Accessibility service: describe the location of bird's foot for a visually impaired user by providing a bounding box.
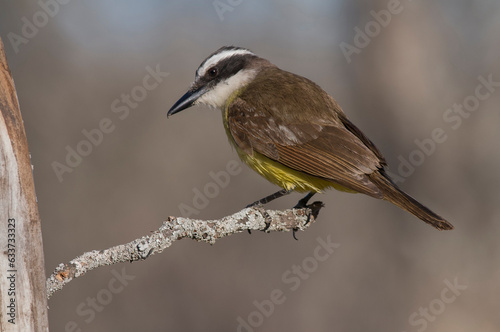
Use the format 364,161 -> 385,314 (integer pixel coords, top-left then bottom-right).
291,201 -> 325,240
246,203 -> 273,233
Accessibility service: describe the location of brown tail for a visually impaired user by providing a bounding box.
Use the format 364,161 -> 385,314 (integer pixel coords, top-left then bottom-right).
368,170 -> 454,230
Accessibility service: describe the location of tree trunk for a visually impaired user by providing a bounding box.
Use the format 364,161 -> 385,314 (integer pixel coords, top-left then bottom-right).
0,38 -> 49,331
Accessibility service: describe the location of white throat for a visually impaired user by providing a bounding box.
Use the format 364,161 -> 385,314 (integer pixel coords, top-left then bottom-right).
195,68 -> 257,108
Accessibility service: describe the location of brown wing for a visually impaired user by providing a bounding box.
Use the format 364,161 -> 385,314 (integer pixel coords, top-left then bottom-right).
339,115 -> 386,165
228,89 -> 386,198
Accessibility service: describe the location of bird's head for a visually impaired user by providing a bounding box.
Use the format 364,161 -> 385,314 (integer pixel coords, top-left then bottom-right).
167,46 -> 270,116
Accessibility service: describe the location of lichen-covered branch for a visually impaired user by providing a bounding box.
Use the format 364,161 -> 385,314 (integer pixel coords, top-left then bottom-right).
46,203 -> 323,299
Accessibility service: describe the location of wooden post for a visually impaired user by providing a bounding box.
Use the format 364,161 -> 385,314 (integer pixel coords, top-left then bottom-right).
0,38 -> 49,331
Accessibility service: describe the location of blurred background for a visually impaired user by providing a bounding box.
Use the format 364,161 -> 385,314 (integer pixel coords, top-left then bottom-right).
1,1 -> 499,331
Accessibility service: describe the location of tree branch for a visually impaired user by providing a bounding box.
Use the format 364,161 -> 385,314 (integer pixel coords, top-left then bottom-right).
46,203 -> 323,299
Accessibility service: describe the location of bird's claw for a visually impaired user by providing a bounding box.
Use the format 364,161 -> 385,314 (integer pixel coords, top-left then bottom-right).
247,203 -> 272,233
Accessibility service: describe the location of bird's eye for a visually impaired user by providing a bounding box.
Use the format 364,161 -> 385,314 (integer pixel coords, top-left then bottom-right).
208,67 -> 218,78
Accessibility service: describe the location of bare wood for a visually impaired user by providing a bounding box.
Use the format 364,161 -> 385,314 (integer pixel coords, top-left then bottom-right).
46,203 -> 323,299
0,39 -> 49,331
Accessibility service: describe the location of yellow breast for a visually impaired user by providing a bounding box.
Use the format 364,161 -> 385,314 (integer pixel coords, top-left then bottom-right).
221,97 -> 354,194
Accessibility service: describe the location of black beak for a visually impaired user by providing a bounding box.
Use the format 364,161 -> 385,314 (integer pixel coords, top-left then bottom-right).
167,86 -> 207,117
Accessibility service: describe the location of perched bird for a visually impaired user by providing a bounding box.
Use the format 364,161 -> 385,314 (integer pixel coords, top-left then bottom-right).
168,46 -> 453,230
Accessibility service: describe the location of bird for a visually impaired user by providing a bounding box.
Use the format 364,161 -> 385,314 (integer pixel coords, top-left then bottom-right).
167,46 -> 453,231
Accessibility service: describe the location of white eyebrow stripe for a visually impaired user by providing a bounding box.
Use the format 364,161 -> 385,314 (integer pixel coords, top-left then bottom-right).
197,48 -> 255,78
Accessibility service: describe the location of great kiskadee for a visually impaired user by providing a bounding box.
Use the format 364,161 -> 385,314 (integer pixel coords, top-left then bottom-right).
167,46 -> 453,230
